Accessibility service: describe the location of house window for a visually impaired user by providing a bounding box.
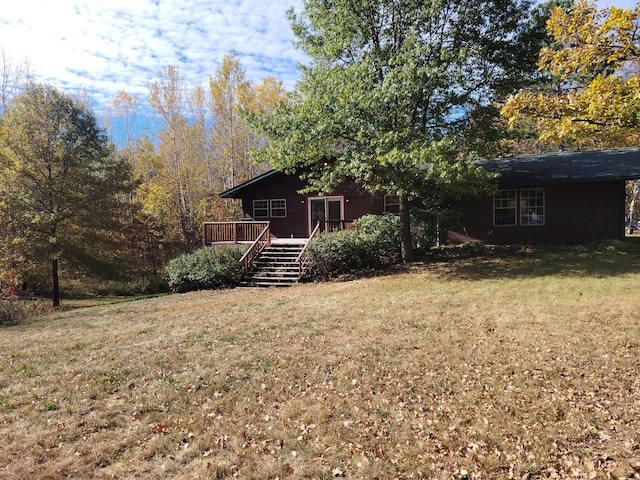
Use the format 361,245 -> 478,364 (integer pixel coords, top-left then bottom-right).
384,195 -> 400,214
520,188 -> 544,225
494,190 -> 517,226
253,199 -> 268,218
270,199 -> 287,218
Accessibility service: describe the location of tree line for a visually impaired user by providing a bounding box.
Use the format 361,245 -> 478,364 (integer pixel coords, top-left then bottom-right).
2,0 -> 639,305
0,54 -> 285,305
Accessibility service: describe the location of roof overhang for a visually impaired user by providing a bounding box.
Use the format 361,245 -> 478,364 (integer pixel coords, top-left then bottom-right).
218,170 -> 280,198
477,148 -> 640,188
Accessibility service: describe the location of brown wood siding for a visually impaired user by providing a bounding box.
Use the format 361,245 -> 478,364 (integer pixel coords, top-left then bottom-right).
449,181 -> 626,244
342,182 -> 382,225
239,173 -> 307,238
238,172 -> 385,238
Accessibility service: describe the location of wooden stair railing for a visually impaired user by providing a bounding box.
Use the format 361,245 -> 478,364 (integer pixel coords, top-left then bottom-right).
239,223 -> 271,275
295,221 -> 321,275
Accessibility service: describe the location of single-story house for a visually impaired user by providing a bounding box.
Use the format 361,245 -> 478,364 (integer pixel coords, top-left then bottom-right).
213,148 -> 640,245
217,171 -> 390,239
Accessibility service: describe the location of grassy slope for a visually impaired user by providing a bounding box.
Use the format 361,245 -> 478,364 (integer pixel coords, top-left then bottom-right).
1,246 -> 640,479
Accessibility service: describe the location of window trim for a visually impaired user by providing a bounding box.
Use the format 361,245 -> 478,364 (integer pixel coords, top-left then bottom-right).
252,199 -> 269,219
519,188 -> 545,226
493,189 -> 517,227
493,188 -> 545,227
269,199 -> 287,218
384,194 -> 400,214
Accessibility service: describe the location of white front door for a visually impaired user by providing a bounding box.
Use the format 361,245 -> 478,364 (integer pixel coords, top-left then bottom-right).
308,196 -> 344,234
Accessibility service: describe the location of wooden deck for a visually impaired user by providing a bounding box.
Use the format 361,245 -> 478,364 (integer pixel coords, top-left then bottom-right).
202,221 -> 271,246
202,221 -> 321,283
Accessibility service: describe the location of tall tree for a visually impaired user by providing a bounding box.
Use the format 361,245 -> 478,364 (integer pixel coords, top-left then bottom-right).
210,54 -> 253,189
149,66 -> 207,249
458,0 -> 573,157
251,0 -> 536,261
209,54 -> 286,221
209,54 -> 282,190
0,84 -> 130,306
107,91 -> 184,272
0,48 -> 31,114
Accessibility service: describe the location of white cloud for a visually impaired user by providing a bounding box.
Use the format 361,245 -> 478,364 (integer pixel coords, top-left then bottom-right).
3,0 -> 635,114
0,0 -> 306,110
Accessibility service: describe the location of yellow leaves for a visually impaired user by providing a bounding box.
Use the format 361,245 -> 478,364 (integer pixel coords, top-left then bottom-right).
503,1 -> 640,147
250,76 -> 288,115
504,75 -> 640,146
540,1 -> 640,79
138,181 -> 172,221
602,6 -> 638,38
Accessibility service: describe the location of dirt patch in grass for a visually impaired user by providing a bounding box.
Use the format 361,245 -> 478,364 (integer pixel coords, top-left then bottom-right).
1,248 -> 640,478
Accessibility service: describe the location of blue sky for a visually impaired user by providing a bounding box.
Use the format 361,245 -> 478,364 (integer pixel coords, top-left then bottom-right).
599,0 -> 638,7
0,0 -> 306,112
0,0 -> 637,117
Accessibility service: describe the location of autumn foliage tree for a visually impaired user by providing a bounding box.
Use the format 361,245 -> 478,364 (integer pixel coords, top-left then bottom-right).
209,55 -> 286,218
502,0 -> 640,148
141,60 -> 286,250
0,84 -> 130,306
148,66 -> 206,249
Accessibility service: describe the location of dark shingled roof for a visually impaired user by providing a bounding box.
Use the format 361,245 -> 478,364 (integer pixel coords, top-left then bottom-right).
219,149 -> 640,197
477,148 -> 640,188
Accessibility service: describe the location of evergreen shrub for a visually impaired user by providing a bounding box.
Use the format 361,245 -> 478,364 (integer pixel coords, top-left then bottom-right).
165,245 -> 246,293
304,214 -> 401,280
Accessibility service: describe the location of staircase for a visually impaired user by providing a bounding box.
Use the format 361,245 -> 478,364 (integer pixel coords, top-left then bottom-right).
240,241 -> 306,287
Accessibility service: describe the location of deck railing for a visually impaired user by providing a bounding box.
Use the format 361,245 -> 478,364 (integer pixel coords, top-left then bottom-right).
296,221 -> 321,274
321,219 -> 353,233
202,221 -> 270,246
239,223 -> 271,274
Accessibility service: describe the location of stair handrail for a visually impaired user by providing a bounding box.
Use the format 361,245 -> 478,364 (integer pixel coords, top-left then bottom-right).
240,222 -> 271,275
296,221 -> 321,274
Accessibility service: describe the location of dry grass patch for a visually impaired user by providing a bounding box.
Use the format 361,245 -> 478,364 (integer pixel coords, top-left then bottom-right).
1,248 -> 640,478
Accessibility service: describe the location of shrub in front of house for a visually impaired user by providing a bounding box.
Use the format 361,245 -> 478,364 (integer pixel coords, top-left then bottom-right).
165,245 -> 247,293
354,213 -> 402,264
304,214 -> 401,280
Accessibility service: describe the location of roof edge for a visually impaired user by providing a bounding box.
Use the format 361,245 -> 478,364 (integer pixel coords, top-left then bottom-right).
218,170 -> 279,198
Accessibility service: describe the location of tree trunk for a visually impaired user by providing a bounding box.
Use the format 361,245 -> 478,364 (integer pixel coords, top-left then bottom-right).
399,195 -> 414,263
52,258 -> 60,308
